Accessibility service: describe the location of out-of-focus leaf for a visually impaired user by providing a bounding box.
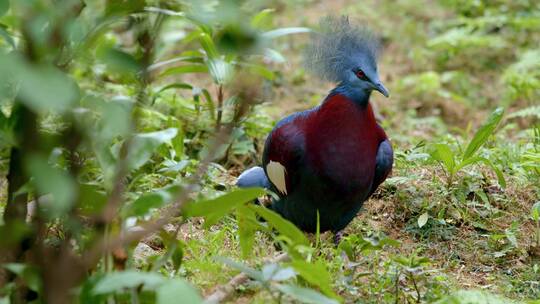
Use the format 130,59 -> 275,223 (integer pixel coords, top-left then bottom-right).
532,202 -> 540,221
27,154 -> 76,218
0,0 -> 9,17
170,241 -> 184,271
148,56 -> 204,72
98,48 -> 141,75
250,204 -> 309,246
126,184 -> 181,217
18,65 -> 80,113
126,128 -> 178,171
208,58 -> 233,84
262,264 -> 296,282
3,263 -> 41,292
198,32 -> 219,59
262,27 -> 311,39
236,205 -> 259,258
435,289 -> 516,304
275,284 -> 339,304
156,279 -> 202,304
78,184 -> 107,216
290,260 -> 338,299
215,257 -> 263,281
0,27 -> 14,48
418,212 -> 429,228
184,188 -> 265,227
160,64 -> 208,77
105,0 -> 145,16
251,8 -> 274,29
92,271 -> 165,294
463,107 -> 504,160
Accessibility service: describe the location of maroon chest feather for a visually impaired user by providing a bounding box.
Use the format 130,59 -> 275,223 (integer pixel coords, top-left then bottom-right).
305,94 -> 385,191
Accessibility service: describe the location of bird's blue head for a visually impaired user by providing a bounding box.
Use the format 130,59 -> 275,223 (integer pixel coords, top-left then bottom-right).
305,16 -> 389,102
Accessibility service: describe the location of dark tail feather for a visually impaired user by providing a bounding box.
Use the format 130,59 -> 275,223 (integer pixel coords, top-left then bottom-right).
236,166 -> 271,189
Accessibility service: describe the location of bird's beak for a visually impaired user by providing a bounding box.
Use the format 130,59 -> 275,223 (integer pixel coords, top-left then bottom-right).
375,82 -> 390,98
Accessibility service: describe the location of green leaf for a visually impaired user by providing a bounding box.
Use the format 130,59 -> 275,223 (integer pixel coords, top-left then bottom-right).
126,128 -> 178,171
435,289 -> 517,304
532,202 -> 540,221
463,107 -> 504,160
275,284 -> 339,304
430,143 -> 456,173
92,271 -> 165,294
126,184 -> 182,217
0,27 -> 14,49
250,204 -> 310,246
3,263 -> 41,292
184,188 -> 265,227
0,0 -> 9,17
98,47 -> 141,75
18,64 -> 80,113
418,212 -> 429,228
208,58 -> 233,84
27,154 -> 77,218
160,65 -> 208,77
216,257 -> 264,281
251,8 -> 275,29
170,241 -> 184,271
290,260 -> 339,299
156,279 -> 202,304
236,205 -> 258,258
474,157 -> 506,188
262,27 -> 311,39
198,32 -> 219,59
78,184 -> 107,216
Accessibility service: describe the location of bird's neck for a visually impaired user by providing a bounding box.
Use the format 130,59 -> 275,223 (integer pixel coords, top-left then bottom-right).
329,83 -> 371,107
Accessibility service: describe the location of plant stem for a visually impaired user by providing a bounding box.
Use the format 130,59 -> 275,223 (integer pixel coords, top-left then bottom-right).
216,84 -> 224,131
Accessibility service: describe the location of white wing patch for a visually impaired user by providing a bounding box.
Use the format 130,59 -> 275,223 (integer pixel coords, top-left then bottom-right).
266,161 -> 288,195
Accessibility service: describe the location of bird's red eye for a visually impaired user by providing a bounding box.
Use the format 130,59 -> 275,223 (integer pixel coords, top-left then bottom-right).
355,70 -> 367,80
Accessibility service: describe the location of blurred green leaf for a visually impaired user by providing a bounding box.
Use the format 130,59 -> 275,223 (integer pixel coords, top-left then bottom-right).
98,48 -> 141,75
208,59 -> 233,84
19,65 -> 80,113
290,260 -> 338,299
92,271 -> 165,294
275,284 -> 339,304
3,263 -> 41,292
250,204 -> 309,246
236,205 -> 258,258
27,154 -> 76,218
262,27 -> 311,39
0,0 -> 9,17
184,188 -> 265,227
160,64 -> 208,77
126,128 -> 178,171
463,107 -> 504,160
156,279 -> 202,304
216,257 -> 263,281
418,212 -> 429,228
435,289 -> 516,304
105,0 -> 145,16
126,184 -> 181,217
78,184 -> 107,216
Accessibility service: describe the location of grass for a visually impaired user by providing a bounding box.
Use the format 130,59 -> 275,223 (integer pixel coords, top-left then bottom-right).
1,0 -> 539,302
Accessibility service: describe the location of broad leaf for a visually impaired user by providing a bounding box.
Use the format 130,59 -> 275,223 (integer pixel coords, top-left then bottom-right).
430,143 -> 456,173
215,257 -> 263,281
126,185 -> 182,217
290,260 -> 338,299
184,188 -> 265,227
418,212 -> 429,228
532,202 -> 540,221
156,279 -> 202,304
126,128 -> 178,171
92,271 -> 165,294
250,204 -> 309,246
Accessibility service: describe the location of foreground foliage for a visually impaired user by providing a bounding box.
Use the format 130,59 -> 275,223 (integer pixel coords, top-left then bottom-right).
0,0 -> 539,303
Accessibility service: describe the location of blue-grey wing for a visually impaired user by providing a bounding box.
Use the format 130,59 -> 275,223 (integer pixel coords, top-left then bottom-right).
369,139 -> 393,196
236,166 -> 271,189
